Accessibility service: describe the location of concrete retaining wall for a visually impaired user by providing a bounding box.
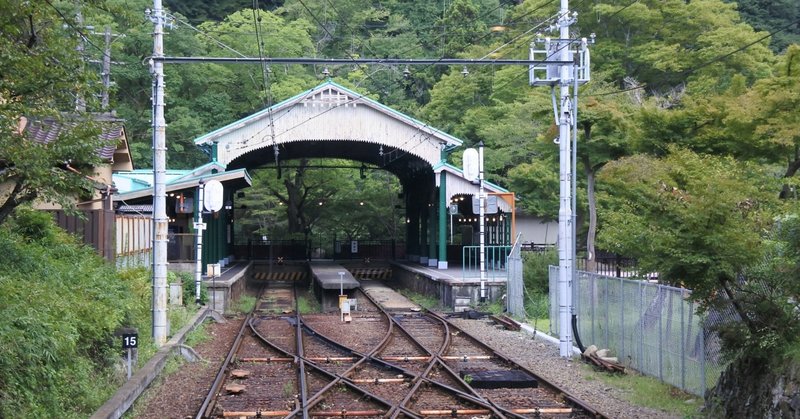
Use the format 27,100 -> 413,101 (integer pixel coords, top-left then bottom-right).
205,261 -> 252,312
90,307 -> 213,419
391,264 -> 506,310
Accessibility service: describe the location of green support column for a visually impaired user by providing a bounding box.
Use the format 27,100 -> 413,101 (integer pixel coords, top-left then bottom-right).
408,200 -> 420,262
207,213 -> 216,267
420,203 -> 428,265
438,171 -> 448,269
428,200 -> 437,266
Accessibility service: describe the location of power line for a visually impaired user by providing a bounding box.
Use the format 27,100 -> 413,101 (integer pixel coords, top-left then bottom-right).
42,0 -> 107,58
154,57 -> 569,65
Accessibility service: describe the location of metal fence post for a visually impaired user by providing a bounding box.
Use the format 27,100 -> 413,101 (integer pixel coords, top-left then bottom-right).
658,284 -> 663,382
639,280 -> 644,371
681,291 -> 686,390
700,316 -> 706,394
605,275 -> 610,349
620,277 -> 625,361
591,273 -> 596,345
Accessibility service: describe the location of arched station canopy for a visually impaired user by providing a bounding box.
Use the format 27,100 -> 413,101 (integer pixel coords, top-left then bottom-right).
195,80 -> 461,186
192,80 -> 512,269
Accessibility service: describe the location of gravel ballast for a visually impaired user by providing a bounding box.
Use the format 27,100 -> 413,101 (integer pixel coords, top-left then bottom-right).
129,314 -> 692,418
450,317 -> 689,419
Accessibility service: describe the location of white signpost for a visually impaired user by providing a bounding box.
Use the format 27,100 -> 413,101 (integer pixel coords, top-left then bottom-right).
463,144 -> 487,302
195,179 -> 224,305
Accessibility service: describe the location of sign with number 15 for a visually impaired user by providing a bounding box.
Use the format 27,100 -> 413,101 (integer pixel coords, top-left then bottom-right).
122,333 -> 138,349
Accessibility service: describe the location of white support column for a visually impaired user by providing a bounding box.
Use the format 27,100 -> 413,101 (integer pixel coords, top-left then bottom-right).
194,181 -> 206,304
557,0 -> 574,358
478,141 -> 486,303
149,0 -> 168,346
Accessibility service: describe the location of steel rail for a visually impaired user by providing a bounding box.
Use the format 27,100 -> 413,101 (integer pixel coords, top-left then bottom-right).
429,310 -> 609,418
195,285 -> 270,419
355,289 -> 512,418
371,307 -> 507,418
292,291 -> 399,418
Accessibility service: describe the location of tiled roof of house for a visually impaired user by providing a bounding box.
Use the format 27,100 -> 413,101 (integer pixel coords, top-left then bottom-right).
23,115 -> 124,161
116,204 -> 153,214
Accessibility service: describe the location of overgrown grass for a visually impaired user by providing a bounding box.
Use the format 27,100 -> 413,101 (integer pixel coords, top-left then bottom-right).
399,289 -> 441,310
297,295 -> 320,314
478,299 -> 505,315
231,295 -> 257,314
121,353 -> 188,419
168,305 -> 200,335
583,365 -> 702,417
0,209 -> 155,418
184,321 -> 212,347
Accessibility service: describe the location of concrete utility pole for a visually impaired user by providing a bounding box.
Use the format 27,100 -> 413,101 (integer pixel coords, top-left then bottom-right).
529,0 -> 592,357
556,0 -> 574,358
147,0 -> 169,346
101,26 -> 112,110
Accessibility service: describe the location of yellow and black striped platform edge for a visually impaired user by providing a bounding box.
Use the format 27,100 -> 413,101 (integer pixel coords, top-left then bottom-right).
252,271 -> 308,281
349,268 -> 392,280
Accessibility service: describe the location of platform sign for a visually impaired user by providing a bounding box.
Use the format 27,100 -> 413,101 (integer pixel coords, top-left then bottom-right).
122,333 -> 138,349
463,148 -> 480,181
471,195 -> 498,214
203,180 -> 224,212
122,332 -> 138,380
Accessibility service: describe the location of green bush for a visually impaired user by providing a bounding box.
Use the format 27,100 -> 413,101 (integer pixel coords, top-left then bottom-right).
0,210 -> 148,418
178,271 -> 208,305
522,249 -> 557,294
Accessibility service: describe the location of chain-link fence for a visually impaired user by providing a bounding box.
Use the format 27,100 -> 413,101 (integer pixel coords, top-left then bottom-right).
506,235 -> 524,317
549,267 -> 728,396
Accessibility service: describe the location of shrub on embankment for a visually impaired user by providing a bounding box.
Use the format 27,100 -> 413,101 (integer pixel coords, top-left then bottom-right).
0,209 -> 151,418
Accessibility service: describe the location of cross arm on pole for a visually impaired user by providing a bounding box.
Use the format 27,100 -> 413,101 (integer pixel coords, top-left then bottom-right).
153,56 -> 573,66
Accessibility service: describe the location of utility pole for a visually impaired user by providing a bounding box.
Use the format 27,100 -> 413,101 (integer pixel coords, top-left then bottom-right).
556,0 -> 574,358
75,11 -> 86,112
87,26 -> 124,111
101,26 -> 112,110
529,0 -> 592,357
147,1 -> 170,346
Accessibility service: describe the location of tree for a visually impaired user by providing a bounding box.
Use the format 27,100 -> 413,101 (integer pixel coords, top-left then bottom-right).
0,1 -> 106,224
723,0 -> 800,52
579,0 -> 774,94
597,147 -> 781,301
732,46 -> 800,198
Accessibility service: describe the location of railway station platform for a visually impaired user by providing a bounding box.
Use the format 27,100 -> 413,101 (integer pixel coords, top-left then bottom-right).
309,261 -> 360,311
390,261 -> 507,312
202,261 -> 252,313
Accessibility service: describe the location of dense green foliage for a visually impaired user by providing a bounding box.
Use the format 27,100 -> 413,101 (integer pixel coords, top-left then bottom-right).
4,0 -> 800,408
0,210 -> 152,417
723,0 -> 800,52
0,1 -> 108,223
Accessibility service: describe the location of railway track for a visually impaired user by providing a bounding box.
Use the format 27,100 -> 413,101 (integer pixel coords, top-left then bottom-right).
198,282 -> 607,418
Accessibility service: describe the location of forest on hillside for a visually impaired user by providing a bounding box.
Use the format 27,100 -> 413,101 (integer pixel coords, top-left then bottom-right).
2,0 -> 800,415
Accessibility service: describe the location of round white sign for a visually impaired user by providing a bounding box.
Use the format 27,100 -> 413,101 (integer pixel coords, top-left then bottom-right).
203,180 -> 224,212
462,148 -> 479,181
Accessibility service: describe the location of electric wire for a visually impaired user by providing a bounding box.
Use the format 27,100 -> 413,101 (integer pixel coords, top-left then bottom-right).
42,0 -> 107,58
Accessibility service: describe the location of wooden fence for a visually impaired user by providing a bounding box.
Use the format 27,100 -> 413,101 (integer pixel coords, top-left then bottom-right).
49,209 -> 115,261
